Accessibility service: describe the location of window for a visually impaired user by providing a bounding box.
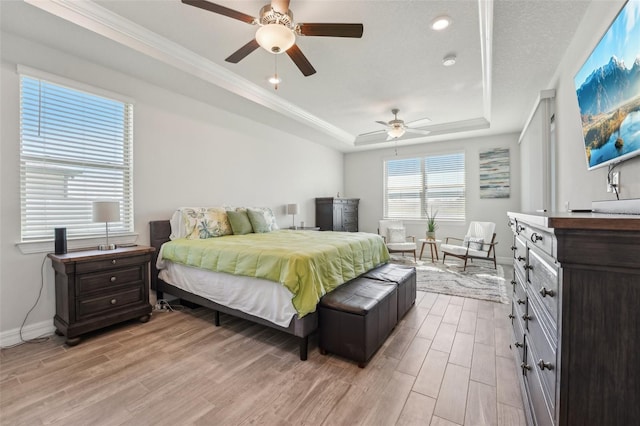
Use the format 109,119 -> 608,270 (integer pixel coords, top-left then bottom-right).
384,152 -> 465,221
20,72 -> 133,241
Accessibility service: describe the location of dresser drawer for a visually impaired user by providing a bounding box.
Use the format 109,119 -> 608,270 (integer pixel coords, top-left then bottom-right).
519,223 -> 554,258
513,268 -> 527,307
526,296 -> 557,411
77,265 -> 145,295
76,254 -> 150,274
512,302 -> 526,362
77,287 -> 144,319
528,248 -> 559,324
514,236 -> 527,277
524,352 -> 555,426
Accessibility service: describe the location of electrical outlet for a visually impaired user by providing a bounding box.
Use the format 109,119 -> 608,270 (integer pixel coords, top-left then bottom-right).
607,172 -> 620,192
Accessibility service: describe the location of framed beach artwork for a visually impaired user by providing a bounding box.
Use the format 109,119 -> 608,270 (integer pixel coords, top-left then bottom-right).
479,148 -> 510,198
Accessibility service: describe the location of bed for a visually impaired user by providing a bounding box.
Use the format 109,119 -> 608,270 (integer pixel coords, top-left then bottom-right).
149,220 -> 390,360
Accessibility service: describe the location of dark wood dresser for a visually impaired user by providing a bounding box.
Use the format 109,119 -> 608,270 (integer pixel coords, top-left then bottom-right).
48,245 -> 154,345
315,197 -> 359,232
506,211 -> 640,425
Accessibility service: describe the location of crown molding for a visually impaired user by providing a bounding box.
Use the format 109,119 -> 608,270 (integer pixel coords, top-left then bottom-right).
24,0 -> 354,144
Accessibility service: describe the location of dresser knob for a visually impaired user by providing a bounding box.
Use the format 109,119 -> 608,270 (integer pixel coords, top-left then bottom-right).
510,245 -> 517,251
530,233 -> 543,243
514,341 -> 523,348
111,259 -> 117,264
524,265 -> 533,271
517,299 -> 526,305
508,314 -> 515,320
110,299 -> 117,305
537,359 -> 554,370
522,313 -> 532,321
517,256 -> 525,262
539,287 -> 555,298
517,225 -> 525,233
110,276 -> 117,283
521,362 -> 531,372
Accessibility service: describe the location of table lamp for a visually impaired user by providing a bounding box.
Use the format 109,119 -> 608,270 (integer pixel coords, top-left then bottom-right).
93,200 -> 120,250
286,203 -> 299,229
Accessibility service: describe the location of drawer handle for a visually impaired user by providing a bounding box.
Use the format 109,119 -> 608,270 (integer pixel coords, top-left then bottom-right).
110,299 -> 117,305
508,314 -> 515,320
522,313 -> 532,321
521,362 -> 531,372
510,245 -> 517,251
524,265 -> 533,271
110,276 -> 117,283
517,225 -> 525,233
517,256 -> 526,262
539,287 -> 555,298
111,259 -> 117,265
517,299 -> 526,305
537,359 -> 554,371
530,233 -> 543,243
514,341 -> 523,348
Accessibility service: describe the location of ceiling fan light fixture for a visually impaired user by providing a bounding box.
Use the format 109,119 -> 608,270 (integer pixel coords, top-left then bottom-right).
268,75 -> 281,85
431,16 -> 452,31
256,24 -> 296,54
387,126 -> 406,139
442,54 -> 457,66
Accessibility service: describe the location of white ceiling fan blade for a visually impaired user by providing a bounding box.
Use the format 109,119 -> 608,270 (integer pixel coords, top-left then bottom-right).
406,117 -> 432,128
375,120 -> 390,127
405,128 -> 431,135
357,129 -> 387,137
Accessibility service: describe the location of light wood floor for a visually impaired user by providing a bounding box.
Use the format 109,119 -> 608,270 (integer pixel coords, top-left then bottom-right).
0,291 -> 526,425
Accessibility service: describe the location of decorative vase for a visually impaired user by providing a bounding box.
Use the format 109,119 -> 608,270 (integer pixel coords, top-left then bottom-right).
426,231 -> 436,240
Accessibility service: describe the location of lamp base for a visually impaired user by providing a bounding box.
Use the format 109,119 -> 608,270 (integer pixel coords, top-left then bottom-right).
98,244 -> 116,251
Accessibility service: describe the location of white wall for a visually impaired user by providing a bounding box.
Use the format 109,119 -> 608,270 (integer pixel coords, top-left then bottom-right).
344,133 -> 521,263
552,0 -> 640,208
0,34 -> 343,343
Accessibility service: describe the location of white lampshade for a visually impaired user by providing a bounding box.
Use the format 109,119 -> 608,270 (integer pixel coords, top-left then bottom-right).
256,24 -> 296,54
92,201 -> 120,223
387,126 -> 406,139
286,203 -> 299,215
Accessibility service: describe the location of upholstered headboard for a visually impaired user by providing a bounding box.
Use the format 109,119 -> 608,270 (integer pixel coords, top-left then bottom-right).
149,220 -> 171,290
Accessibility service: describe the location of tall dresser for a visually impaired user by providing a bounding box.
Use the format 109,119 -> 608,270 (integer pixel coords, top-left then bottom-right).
506,211 -> 640,426
315,197 -> 359,232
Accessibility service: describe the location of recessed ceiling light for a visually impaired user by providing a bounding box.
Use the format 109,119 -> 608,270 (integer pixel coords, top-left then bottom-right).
431,16 -> 452,31
442,55 -> 457,66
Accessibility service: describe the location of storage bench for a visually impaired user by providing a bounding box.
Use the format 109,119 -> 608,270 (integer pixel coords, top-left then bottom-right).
362,263 -> 416,320
318,277 -> 397,367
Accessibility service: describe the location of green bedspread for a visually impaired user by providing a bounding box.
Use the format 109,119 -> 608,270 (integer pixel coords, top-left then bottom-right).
159,230 -> 390,317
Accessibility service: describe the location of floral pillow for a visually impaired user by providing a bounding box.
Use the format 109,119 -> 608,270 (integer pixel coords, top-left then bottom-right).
170,207 -> 232,240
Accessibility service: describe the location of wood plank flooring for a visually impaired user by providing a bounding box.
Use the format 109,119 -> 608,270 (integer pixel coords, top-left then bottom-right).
0,290 -> 526,425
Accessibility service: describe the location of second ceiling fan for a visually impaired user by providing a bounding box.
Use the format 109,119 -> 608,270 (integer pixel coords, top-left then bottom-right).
182,0 -> 364,76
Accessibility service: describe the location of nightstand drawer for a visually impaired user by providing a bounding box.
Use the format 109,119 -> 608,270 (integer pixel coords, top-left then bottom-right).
77,265 -> 144,295
76,254 -> 150,274
77,287 -> 143,319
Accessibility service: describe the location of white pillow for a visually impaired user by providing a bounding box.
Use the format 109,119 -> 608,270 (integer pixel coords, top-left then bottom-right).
387,227 -> 406,243
467,236 -> 485,250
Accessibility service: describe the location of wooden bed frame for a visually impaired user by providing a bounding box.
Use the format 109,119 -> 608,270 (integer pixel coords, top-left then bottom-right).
149,220 -> 318,360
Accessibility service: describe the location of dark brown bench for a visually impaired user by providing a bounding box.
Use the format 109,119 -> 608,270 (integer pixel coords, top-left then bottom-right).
362,263 -> 417,320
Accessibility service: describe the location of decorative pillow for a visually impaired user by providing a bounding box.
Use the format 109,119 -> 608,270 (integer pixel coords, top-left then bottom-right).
227,210 -> 254,235
170,207 -> 232,240
387,227 -> 406,243
246,208 -> 270,233
236,207 -> 279,231
467,236 -> 485,250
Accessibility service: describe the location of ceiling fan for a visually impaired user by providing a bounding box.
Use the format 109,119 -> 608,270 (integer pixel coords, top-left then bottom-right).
358,109 -> 432,141
181,0 -> 364,76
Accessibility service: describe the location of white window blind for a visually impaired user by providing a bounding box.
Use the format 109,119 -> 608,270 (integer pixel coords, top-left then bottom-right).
384,152 -> 465,221
20,75 -> 134,241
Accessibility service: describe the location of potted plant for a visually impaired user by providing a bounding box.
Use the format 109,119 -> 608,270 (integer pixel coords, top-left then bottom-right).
425,207 -> 438,240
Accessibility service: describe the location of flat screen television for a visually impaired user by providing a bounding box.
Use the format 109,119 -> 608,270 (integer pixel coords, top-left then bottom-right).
574,0 -> 640,170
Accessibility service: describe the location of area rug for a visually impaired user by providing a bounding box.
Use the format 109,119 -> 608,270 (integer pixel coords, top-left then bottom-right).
388,255 -> 509,303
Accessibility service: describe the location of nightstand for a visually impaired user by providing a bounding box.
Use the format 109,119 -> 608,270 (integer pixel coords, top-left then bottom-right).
48,246 -> 155,346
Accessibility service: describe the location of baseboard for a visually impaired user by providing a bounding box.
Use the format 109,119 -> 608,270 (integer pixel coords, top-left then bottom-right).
0,319 -> 56,348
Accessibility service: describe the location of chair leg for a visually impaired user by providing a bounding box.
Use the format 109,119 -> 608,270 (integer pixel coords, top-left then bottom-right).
413,250 -> 416,262
463,257 -> 468,271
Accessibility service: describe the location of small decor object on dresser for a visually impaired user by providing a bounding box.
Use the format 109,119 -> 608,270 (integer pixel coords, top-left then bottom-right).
48,246 -> 155,346
315,197 -> 359,232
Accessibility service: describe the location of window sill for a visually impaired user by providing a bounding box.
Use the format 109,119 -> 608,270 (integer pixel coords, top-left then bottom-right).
16,233 -> 139,255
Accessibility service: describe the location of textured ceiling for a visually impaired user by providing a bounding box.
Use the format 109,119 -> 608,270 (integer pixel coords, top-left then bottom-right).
1,0 -> 593,151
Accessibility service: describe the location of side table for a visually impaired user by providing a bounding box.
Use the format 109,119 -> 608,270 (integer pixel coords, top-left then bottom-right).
418,239 -> 441,262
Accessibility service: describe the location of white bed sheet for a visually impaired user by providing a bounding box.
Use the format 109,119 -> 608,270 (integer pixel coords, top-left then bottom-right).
158,261 -> 297,328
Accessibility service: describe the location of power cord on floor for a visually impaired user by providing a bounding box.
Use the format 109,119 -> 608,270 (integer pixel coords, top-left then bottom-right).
154,299 -> 184,312
1,255 -> 51,349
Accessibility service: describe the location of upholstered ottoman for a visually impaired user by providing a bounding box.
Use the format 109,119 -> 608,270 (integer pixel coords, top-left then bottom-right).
363,263 -> 417,320
318,277 -> 398,367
